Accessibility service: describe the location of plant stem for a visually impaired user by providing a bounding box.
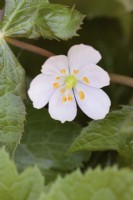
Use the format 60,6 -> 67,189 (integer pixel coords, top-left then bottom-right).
5,37 -> 54,57
5,37 -> 133,88
110,73 -> 133,88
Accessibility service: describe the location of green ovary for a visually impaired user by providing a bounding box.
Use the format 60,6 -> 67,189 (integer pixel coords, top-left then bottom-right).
65,75 -> 77,90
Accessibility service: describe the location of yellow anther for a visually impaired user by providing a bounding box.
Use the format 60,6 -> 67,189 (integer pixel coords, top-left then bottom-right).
60,69 -> 66,74
82,77 -> 89,84
56,76 -> 60,80
62,95 -> 67,103
79,91 -> 85,100
60,88 -> 66,94
53,82 -> 60,89
73,70 -> 79,75
68,94 -> 73,102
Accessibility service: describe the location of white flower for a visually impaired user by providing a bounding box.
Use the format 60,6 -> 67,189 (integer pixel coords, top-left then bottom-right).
28,44 -> 111,123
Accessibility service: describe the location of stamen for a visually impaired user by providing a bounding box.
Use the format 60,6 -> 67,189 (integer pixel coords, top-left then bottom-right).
73,70 -> 79,75
62,95 -> 67,103
60,88 -> 66,94
68,94 -> 73,101
56,76 -> 60,80
60,69 -> 66,74
82,77 -> 90,84
79,91 -> 85,100
53,82 -> 60,89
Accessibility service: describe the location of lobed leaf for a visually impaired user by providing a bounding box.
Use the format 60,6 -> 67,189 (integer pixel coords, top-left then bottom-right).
15,104 -> 88,183
39,167 -> 133,200
0,40 -> 25,97
0,148 -> 44,200
1,148 -> 133,199
36,4 -> 84,40
51,0 -> 133,18
1,0 -> 84,39
11,167 -> 44,200
0,40 -> 26,154
68,106 -> 133,166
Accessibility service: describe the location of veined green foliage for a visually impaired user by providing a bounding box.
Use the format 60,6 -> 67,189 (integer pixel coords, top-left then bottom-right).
39,167 -> 133,200
36,4 -> 84,40
0,40 -> 25,97
68,106 -> 133,166
1,0 -> 84,39
15,105 -> 88,183
50,0 -> 133,39
51,0 -> 133,18
1,148 -> 133,200
0,40 -> 26,154
0,148 -> 44,200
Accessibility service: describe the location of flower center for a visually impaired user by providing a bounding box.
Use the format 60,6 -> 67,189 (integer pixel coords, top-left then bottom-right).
65,75 -> 77,90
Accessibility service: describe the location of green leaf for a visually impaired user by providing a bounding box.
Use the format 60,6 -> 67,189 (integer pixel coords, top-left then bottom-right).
37,4 -> 84,40
1,0 -> 84,40
0,94 -> 25,155
2,148 -> 133,200
0,39 -> 26,154
51,0 -> 133,18
0,148 -> 44,200
14,105 -> 88,183
11,167 -> 44,200
1,0 -> 48,38
39,167 -> 133,200
0,40 -> 25,97
0,148 -> 18,187
68,106 -> 133,166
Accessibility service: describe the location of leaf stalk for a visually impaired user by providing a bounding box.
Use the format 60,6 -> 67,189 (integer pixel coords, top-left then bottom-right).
5,37 -> 54,57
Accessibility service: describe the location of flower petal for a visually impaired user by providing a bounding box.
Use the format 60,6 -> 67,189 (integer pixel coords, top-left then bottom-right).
49,87 -> 77,123
68,44 -> 101,72
74,83 -> 111,120
41,55 -> 69,76
77,64 -> 110,88
28,74 -> 63,109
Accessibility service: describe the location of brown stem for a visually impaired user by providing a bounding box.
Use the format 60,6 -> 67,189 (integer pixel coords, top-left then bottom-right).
5,37 -> 54,57
110,73 -> 133,88
5,37 -> 133,88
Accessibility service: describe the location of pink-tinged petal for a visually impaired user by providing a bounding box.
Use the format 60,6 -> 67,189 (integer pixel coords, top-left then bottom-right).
28,74 -> 64,109
77,64 -> 110,88
74,83 -> 111,120
49,87 -> 77,123
68,44 -> 102,72
41,55 -> 69,76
